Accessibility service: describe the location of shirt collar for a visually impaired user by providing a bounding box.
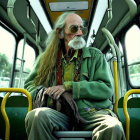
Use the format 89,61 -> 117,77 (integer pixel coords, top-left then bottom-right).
61,49 -> 79,62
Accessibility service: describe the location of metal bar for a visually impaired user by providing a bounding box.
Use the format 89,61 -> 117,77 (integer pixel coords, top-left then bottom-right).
102,27 -> 119,116
54,131 -> 92,138
123,89 -> 140,140
1,92 -> 11,140
113,61 -> 119,116
18,34 -> 26,88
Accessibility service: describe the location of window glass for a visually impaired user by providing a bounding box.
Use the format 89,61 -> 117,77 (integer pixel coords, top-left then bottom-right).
14,39 -> 35,88
0,26 -> 15,90
125,25 -> 140,87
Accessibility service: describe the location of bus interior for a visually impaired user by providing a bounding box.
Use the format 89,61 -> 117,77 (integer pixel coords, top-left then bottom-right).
0,0 -> 140,140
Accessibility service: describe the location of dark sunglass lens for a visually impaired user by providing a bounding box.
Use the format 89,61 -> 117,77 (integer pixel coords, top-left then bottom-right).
70,25 -> 78,33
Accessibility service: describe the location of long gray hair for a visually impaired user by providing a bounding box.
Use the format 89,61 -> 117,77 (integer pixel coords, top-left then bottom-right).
34,12 -> 75,86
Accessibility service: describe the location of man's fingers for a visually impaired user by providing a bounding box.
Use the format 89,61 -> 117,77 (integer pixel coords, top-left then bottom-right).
53,89 -> 65,100
44,85 -> 65,100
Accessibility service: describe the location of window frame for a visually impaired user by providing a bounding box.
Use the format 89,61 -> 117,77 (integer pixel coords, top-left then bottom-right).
13,38 -> 36,88
121,22 -> 140,89
0,21 -> 18,88
0,21 -> 37,88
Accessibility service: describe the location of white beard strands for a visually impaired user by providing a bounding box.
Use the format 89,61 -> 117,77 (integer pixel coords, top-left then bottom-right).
68,36 -> 86,50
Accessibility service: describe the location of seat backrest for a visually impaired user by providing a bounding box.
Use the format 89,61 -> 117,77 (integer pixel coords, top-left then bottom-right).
0,95 -> 28,140
118,97 -> 140,140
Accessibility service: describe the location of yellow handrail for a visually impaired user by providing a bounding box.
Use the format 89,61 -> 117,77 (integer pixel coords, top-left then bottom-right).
0,88 -> 32,140
113,61 -> 119,116
102,27 -> 119,116
123,89 -> 140,140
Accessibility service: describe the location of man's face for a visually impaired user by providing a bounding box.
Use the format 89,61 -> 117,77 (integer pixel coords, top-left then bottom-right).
64,14 -> 86,50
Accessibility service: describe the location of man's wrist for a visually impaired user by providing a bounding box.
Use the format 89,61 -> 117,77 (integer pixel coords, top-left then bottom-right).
64,81 -> 72,91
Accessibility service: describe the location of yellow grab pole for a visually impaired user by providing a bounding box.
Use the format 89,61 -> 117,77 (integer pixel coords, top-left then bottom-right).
102,28 -> 119,116
113,61 -> 119,116
1,92 -> 11,140
123,89 -> 140,140
0,88 -> 32,140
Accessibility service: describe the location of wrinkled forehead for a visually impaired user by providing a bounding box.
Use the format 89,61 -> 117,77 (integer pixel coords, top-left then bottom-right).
65,14 -> 83,28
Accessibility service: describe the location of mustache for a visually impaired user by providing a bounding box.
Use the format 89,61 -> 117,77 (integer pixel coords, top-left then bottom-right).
68,36 -> 86,50
71,36 -> 84,42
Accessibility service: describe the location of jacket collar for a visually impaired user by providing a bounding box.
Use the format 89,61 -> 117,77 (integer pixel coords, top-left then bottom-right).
82,47 -> 91,58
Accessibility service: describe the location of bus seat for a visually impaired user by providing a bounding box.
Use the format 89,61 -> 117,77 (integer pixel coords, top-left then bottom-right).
0,95 -> 28,140
118,90 -> 140,140
0,88 -> 32,140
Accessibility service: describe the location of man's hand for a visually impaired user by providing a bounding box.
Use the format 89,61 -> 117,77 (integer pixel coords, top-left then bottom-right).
44,85 -> 65,100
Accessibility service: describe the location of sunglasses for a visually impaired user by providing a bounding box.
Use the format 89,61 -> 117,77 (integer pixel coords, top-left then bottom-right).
69,25 -> 88,36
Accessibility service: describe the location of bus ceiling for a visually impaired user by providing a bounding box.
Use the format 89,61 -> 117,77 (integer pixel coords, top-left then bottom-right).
0,0 -> 139,51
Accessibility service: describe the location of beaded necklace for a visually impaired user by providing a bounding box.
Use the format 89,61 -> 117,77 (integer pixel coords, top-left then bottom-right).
56,49 -> 82,85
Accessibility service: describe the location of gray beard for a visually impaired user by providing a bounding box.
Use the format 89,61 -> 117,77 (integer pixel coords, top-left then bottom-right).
68,36 -> 86,50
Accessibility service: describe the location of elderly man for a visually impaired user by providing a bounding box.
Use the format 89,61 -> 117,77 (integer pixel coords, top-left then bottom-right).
24,12 -> 126,140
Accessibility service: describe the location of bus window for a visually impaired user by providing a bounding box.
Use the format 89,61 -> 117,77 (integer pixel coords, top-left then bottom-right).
14,39 -> 35,88
125,25 -> 140,87
0,26 -> 15,88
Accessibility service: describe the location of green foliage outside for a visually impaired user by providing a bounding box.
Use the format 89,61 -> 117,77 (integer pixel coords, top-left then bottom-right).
0,52 -> 31,88
128,63 -> 140,86
0,53 -> 12,77
129,64 -> 140,74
